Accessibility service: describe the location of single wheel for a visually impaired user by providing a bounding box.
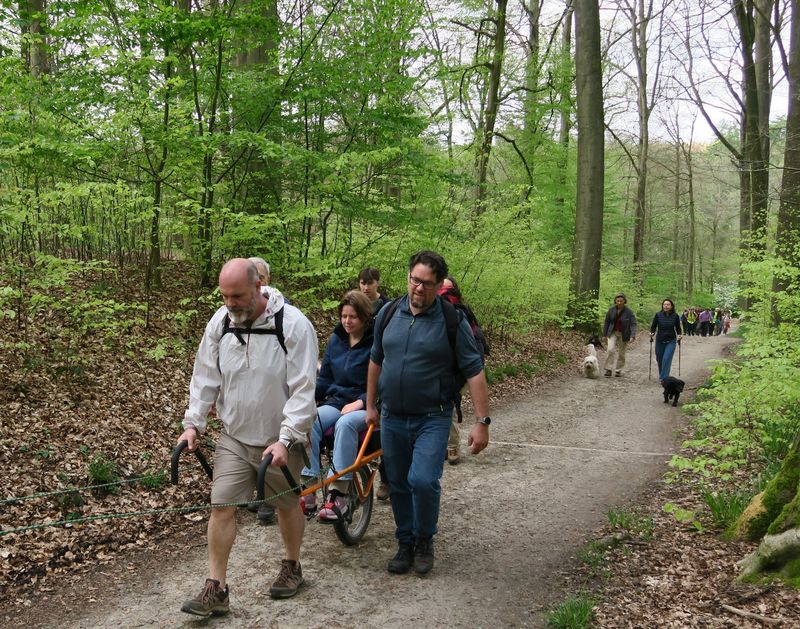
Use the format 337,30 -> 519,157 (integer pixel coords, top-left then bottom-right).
333,465 -> 374,545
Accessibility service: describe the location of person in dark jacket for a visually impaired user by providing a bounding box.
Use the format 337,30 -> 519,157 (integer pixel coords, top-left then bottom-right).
649,298 -> 683,382
602,292 -> 637,377
301,290 -> 374,522
359,267 -> 390,314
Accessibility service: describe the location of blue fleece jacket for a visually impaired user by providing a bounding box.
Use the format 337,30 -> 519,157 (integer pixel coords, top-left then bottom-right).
316,322 -> 373,410
371,295 -> 484,415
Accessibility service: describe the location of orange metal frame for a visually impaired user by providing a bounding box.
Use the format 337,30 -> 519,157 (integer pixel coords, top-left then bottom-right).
298,423 -> 382,502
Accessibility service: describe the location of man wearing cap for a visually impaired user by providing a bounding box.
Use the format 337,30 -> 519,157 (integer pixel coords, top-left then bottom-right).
602,293 -> 637,377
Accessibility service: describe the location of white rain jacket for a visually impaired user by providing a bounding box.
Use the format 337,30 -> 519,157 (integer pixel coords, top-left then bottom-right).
182,287 -> 318,447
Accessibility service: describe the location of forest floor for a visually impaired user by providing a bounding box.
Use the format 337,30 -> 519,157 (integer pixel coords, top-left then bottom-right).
2,324 -> 798,627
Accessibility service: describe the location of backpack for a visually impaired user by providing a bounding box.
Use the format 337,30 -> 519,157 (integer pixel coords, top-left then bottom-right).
377,295 -> 471,422
221,307 -> 287,354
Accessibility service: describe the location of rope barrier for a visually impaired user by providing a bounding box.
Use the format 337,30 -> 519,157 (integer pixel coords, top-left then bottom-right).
0,487 -> 302,537
0,470 -> 174,506
0,462 -> 334,537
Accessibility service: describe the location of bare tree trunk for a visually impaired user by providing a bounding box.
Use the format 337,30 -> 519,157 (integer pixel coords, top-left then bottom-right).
682,141 -> 697,302
772,0 -> 800,322
474,0 -> 508,213
734,0 -> 770,254
555,0 -> 574,209
566,0 -> 604,330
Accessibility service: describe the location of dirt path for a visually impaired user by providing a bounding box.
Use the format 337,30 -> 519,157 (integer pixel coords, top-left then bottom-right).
10,333 -> 738,628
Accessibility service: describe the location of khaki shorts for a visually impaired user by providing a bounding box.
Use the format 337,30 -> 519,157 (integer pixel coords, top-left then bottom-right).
210,432 -> 305,510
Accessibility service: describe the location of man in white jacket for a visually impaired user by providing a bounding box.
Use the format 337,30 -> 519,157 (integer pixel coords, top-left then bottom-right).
177,258 -> 318,617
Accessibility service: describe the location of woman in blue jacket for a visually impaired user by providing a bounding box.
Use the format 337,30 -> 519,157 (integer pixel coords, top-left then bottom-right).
649,299 -> 683,382
301,290 -> 374,521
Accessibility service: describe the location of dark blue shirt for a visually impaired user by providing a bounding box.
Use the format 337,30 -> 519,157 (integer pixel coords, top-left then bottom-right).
371,295 -> 483,415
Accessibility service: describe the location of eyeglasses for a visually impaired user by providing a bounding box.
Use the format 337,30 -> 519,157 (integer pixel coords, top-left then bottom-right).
408,274 -> 438,290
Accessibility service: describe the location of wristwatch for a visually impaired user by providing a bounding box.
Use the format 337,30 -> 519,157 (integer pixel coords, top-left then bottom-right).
278,435 -> 295,449
477,416 -> 491,426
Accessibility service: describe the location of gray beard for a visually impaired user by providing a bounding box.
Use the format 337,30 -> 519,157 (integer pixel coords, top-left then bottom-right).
227,309 -> 250,325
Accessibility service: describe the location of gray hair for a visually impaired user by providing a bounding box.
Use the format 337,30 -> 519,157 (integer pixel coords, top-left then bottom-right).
248,256 -> 270,283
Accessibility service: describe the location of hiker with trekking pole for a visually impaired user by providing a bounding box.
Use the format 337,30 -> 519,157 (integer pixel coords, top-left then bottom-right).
648,299 -> 682,383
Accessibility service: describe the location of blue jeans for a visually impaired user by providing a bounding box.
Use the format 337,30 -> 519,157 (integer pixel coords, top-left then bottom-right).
655,340 -> 677,381
330,410 -> 367,480
381,410 -> 451,544
301,405 -> 341,477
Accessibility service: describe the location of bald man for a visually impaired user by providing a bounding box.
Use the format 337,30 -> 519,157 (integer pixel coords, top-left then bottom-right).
177,258 -> 318,616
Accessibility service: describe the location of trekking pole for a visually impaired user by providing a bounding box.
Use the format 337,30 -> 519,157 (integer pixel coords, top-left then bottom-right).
678,339 -> 681,376
648,337 -> 653,381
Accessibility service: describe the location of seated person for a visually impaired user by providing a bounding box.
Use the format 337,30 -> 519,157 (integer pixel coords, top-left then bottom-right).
301,290 -> 374,521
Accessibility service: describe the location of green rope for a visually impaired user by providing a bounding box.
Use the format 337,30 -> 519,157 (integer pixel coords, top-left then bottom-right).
0,463 -> 336,536
0,470 -> 175,506
0,488 -> 301,537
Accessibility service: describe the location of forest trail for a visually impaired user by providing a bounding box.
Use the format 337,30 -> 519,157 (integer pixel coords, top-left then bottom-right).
11,333 -> 738,628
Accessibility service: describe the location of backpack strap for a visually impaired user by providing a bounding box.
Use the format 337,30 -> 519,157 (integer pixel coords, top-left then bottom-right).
378,296 -> 459,355
221,306 -> 287,354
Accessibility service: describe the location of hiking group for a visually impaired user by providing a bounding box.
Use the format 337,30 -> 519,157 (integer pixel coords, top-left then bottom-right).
599,293 -> 734,406
177,250 -> 492,617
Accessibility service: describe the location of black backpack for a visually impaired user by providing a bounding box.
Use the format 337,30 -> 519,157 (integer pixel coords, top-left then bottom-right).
377,295 -> 470,421
221,307 -> 287,354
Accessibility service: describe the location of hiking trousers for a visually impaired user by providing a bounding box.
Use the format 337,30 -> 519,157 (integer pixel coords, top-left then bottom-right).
604,331 -> 628,373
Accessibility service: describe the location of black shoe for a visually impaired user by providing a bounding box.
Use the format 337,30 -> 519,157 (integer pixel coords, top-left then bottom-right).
387,542 -> 415,574
257,502 -> 276,523
413,537 -> 434,575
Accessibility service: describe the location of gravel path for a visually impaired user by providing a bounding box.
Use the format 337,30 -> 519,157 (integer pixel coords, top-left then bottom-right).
14,333 -> 737,628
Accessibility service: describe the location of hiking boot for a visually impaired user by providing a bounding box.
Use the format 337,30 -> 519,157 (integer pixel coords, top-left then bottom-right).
269,559 -> 304,599
376,483 -> 390,501
318,490 -> 348,522
387,542 -> 415,574
257,502 -> 275,523
181,578 -> 229,617
413,537 -> 434,575
447,447 -> 460,465
614,371 -> 622,377
604,369 -> 612,377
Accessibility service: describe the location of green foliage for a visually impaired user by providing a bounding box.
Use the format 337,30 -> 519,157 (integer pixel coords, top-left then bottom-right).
545,593 -> 596,629
578,541 -> 610,578
88,455 -> 120,495
606,507 -> 653,538
700,487 -> 753,532
663,503 -> 704,532
138,470 -> 168,490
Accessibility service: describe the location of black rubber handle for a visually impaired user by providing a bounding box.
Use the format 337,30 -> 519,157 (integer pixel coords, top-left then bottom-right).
171,440 -> 214,485
256,453 -> 301,502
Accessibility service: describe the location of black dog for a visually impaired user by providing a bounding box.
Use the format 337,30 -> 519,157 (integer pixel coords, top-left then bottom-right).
587,334 -> 603,350
662,376 -> 685,407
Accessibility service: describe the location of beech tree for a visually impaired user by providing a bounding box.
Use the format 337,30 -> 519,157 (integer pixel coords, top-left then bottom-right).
566,0 -> 604,328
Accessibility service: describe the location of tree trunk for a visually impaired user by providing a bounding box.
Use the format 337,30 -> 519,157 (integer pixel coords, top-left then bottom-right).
566,0 -> 604,330
734,432 -> 800,542
682,142 -> 696,302
474,0 -> 507,214
555,0 -> 574,210
772,0 -> 800,322
734,0 -> 770,261
19,0 -> 50,77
